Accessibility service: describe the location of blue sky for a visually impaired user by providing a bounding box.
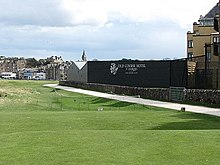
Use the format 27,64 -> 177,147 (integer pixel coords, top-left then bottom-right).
0,0 -> 218,61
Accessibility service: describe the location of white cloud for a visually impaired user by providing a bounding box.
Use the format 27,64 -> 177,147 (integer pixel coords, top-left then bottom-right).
0,0 -> 218,60
0,0 -> 217,28
0,0 -> 72,26
62,0 -> 217,28
61,0 -> 109,26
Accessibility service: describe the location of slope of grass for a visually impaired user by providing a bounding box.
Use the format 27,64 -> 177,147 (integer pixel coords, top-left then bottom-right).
0,80 -> 220,164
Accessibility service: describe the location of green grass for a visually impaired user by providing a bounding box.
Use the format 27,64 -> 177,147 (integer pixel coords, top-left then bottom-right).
0,80 -> 220,165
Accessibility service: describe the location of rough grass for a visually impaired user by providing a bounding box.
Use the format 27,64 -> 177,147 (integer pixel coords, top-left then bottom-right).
0,80 -> 220,165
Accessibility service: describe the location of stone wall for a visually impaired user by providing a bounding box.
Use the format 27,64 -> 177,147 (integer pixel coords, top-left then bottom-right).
59,81 -> 169,101
59,81 -> 220,104
185,89 -> 220,104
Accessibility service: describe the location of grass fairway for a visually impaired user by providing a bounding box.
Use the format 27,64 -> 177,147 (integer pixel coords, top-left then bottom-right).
0,80 -> 220,165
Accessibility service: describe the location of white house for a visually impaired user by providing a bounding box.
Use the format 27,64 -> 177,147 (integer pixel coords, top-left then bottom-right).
34,72 -> 46,80
0,72 -> 16,79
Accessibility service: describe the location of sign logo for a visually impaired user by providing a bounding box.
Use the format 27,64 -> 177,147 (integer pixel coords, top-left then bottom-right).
110,63 -> 118,75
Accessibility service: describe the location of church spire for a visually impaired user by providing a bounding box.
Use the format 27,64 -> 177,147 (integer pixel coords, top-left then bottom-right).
82,50 -> 87,61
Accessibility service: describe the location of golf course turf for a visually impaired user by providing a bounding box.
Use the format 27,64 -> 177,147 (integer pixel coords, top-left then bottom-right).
0,80 -> 220,164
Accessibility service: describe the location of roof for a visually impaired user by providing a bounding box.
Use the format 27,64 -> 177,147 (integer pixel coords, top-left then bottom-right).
73,61 -> 87,70
204,4 -> 219,18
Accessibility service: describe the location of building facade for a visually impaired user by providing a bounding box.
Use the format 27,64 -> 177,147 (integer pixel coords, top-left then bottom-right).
187,4 -> 219,61
0,72 -> 16,79
46,62 -> 70,80
186,3 -> 220,89
0,57 -> 26,73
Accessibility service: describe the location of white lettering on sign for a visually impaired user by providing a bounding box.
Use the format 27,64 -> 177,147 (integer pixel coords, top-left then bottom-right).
110,63 -> 146,75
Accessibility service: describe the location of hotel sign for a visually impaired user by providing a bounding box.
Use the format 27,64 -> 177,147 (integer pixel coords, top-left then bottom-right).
110,63 -> 146,75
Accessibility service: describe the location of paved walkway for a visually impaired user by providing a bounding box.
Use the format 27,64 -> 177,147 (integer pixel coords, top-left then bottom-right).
44,84 -> 220,117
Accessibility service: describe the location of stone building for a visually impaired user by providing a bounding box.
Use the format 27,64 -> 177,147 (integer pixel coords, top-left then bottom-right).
0,57 -> 26,73
187,4 -> 219,61
0,55 -> 71,80
45,56 -> 71,80
186,2 -> 220,89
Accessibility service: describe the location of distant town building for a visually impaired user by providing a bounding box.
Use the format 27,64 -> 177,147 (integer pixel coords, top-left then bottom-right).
17,68 -> 46,80
0,72 -> 16,79
46,63 -> 61,80
47,56 -> 63,64
45,56 -> 71,80
0,57 -> 26,73
0,55 -> 71,81
35,72 -> 46,80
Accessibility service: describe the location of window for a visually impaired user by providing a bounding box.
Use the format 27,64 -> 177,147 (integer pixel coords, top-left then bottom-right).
213,43 -> 219,56
207,52 -> 211,61
199,18 -> 214,26
194,30 -> 199,35
213,37 -> 219,43
188,40 -> 193,48
188,52 -> 193,60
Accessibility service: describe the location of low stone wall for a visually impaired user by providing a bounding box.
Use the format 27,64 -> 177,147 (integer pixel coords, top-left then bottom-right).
185,89 -> 220,104
59,81 -> 220,104
59,81 -> 170,101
